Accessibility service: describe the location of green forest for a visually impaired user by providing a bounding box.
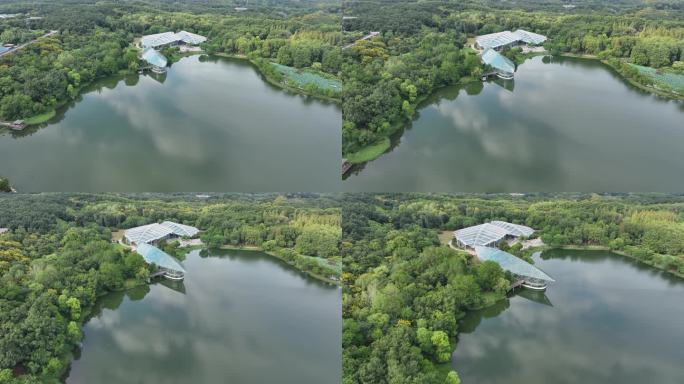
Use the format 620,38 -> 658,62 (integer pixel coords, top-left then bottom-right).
342,193 -> 684,383
341,0 -> 684,162
0,193 -> 341,383
0,0 -> 341,123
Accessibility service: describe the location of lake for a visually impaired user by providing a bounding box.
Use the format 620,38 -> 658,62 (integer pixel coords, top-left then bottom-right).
65,249 -> 341,384
0,55 -> 341,192
344,56 -> 684,192
452,249 -> 684,384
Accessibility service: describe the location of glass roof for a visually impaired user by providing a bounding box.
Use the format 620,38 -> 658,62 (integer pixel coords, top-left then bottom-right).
136,243 -> 186,273
513,29 -> 547,45
476,29 -> 547,49
454,221 -> 536,247
476,30 -> 519,49
490,221 -> 535,237
454,223 -> 509,247
481,49 -> 515,74
141,31 -> 207,48
141,47 -> 168,68
475,246 -> 554,282
141,32 -> 178,48
175,30 -> 207,45
125,222 -> 173,244
124,221 -> 199,244
161,221 -> 199,237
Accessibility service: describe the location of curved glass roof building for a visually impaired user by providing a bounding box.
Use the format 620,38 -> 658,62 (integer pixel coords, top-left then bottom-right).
481,49 -> 516,77
475,246 -> 554,283
136,243 -> 186,279
141,47 -> 168,71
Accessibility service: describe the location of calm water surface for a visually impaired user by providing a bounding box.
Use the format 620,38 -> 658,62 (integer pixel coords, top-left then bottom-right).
65,249 -> 341,384
344,56 -> 684,191
0,56 -> 340,191
452,250 -> 684,384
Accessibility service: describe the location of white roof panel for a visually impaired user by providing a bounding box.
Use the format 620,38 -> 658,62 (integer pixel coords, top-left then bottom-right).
161,221 -> 199,237
124,223 -> 173,244
141,32 -> 178,48
141,31 -> 206,48
124,221 -> 198,244
513,29 -> 547,45
476,29 -> 547,49
490,221 -> 535,237
175,30 -> 207,45
454,223 -> 509,247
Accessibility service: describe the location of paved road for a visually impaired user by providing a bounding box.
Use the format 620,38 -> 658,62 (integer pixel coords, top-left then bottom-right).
0,30 -> 58,57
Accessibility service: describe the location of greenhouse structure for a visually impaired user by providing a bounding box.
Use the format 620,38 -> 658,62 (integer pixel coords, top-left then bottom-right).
453,221 -> 534,249
475,29 -> 547,51
474,246 -> 555,290
124,221 -> 199,246
481,49 -> 516,79
135,243 -> 187,280
140,47 -> 168,74
140,30 -> 207,49
490,221 -> 535,237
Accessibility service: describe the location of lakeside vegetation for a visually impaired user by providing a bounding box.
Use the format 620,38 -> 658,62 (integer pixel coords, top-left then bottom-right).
0,176 -> 10,192
342,193 -> 684,383
0,193 -> 341,383
0,0 -> 341,124
341,0 -> 684,162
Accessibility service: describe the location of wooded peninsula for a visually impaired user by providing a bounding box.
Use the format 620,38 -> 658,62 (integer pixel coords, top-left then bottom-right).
342,0 -> 684,163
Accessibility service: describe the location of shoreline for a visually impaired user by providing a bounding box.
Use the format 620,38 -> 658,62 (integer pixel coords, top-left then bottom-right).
343,53 -> 682,166
442,241 -> 684,382
5,51 -> 339,129
219,244 -> 341,285
212,53 -> 341,103
52,243 -> 337,381
554,244 -> 684,279
344,75 -> 480,165
558,53 -> 684,101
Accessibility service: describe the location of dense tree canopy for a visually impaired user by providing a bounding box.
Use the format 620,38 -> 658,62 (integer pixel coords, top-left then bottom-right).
0,192 -> 341,383
342,193 -> 684,383
0,0 -> 341,121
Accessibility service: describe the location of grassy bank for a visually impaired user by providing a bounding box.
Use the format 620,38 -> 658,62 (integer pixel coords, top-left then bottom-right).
345,137 -> 390,164
212,53 -> 341,103
560,54 -> 684,101
23,110 -> 56,125
555,244 -> 684,279
219,244 -> 341,285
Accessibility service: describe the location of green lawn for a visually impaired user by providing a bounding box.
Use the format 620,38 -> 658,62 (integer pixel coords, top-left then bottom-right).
345,137 -> 391,164
23,109 -> 56,125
